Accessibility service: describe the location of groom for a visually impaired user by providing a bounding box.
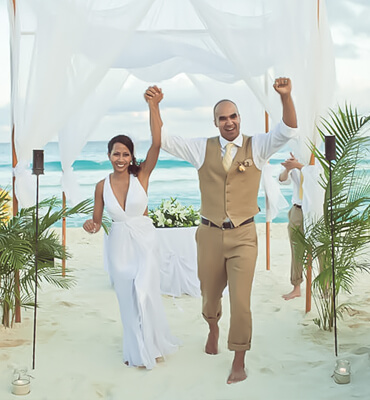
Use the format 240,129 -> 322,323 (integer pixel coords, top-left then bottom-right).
146,78 -> 298,383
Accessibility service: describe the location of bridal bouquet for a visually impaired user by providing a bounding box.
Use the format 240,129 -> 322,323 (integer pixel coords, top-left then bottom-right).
149,198 -> 200,228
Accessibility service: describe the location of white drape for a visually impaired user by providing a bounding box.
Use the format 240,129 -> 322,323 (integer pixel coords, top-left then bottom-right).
59,69 -> 130,205
11,0 -> 153,206
10,0 -> 335,219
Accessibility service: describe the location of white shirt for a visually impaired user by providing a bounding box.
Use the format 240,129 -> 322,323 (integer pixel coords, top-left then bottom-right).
279,168 -> 302,206
161,120 -> 298,171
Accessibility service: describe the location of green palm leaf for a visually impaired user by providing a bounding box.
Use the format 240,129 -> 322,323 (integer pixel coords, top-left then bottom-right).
294,104 -> 370,330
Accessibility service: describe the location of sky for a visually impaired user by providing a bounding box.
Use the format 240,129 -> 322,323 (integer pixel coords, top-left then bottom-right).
0,0 -> 369,144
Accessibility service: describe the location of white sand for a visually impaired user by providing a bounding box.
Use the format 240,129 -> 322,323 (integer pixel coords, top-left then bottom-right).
1,224 -> 369,400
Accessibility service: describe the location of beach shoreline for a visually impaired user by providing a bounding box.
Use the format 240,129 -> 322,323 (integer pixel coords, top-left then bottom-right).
1,224 -> 369,400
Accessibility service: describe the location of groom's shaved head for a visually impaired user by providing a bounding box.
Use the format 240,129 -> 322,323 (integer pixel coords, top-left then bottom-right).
213,99 -> 239,120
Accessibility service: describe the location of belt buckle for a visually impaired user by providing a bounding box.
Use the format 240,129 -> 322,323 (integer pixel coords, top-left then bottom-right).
222,221 -> 233,230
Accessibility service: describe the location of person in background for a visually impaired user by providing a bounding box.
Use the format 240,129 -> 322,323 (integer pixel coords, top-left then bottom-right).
279,152 -> 304,300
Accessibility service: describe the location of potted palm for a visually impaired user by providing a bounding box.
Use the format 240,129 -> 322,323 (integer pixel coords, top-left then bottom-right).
294,105 -> 370,330
0,193 -> 93,328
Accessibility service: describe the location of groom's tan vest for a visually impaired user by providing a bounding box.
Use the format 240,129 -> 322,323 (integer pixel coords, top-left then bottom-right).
198,135 -> 261,227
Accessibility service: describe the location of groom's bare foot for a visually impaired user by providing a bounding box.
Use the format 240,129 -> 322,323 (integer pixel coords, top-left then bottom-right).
205,324 -> 219,354
227,351 -> 247,384
282,285 -> 301,300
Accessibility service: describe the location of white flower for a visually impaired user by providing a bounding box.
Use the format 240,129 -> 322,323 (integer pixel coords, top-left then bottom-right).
157,213 -> 166,227
149,198 -> 200,228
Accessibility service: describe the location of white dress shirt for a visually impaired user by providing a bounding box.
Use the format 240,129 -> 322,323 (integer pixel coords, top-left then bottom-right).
161,120 -> 298,171
279,168 -> 302,206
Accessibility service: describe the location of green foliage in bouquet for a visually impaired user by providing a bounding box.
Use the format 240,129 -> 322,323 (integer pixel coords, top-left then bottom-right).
149,198 -> 200,228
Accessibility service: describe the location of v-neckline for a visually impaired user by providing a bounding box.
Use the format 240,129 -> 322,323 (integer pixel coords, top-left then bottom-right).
109,173 -> 131,212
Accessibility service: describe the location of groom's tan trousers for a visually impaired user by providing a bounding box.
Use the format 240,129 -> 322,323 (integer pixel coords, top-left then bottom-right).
196,220 -> 258,351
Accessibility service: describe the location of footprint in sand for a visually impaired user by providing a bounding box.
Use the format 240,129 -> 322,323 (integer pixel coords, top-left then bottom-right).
0,353 -> 10,361
352,347 -> 370,356
0,339 -> 29,348
260,367 -> 274,374
59,301 -> 78,307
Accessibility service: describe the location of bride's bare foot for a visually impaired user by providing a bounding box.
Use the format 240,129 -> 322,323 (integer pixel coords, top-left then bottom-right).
205,324 -> 219,355
156,356 -> 165,363
227,351 -> 247,384
282,285 -> 301,300
124,361 -> 146,369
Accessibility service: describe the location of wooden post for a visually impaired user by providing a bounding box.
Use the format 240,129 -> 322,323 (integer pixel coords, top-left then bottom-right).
12,128 -> 21,324
305,0 -> 321,313
62,192 -> 66,277
265,110 -> 270,270
305,255 -> 312,313
305,153 -> 316,313
10,0 -> 21,323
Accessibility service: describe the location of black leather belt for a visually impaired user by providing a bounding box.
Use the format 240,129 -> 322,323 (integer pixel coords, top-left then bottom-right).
293,204 -> 302,209
201,216 -> 254,230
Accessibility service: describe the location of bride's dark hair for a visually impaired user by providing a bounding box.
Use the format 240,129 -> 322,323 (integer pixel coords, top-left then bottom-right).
107,135 -> 141,176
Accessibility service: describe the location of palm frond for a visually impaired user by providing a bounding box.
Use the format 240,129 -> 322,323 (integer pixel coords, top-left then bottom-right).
293,104 -> 370,330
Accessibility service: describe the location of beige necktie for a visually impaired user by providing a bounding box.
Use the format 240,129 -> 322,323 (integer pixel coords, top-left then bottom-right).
222,143 -> 234,172
299,171 -> 304,200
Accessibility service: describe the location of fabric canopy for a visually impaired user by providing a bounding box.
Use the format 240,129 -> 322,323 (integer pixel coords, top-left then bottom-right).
8,0 -> 335,223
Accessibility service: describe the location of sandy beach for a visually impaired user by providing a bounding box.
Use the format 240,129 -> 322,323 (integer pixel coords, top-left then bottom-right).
1,223 -> 369,400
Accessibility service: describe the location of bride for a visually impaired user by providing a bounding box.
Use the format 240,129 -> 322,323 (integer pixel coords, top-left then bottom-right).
83,86 -> 179,369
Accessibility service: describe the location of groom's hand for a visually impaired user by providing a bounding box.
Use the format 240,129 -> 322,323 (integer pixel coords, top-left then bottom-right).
273,77 -> 292,97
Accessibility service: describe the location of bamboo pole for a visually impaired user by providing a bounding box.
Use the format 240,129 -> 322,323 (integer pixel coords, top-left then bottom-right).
62,192 -> 66,277
12,127 -> 21,323
265,110 -> 270,270
305,152 -> 316,313
10,0 -> 21,323
305,0 -> 321,314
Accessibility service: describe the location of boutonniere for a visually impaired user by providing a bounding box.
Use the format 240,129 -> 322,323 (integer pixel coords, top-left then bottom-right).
238,159 -> 253,172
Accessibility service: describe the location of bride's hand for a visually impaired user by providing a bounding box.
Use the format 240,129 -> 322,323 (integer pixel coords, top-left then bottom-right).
83,219 -> 99,234
144,85 -> 163,104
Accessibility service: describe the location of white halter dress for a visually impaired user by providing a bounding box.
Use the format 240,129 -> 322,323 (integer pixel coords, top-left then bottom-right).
103,174 -> 179,369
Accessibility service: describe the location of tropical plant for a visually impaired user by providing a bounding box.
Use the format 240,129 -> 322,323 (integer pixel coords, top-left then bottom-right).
0,194 -> 94,328
294,105 -> 370,330
149,198 -> 200,228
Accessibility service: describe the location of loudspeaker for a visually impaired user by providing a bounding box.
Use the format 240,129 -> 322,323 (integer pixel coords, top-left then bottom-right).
32,150 -> 44,175
325,135 -> 336,161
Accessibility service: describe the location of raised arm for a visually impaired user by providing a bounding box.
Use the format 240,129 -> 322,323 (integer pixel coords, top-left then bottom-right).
273,77 -> 297,129
140,85 -> 163,178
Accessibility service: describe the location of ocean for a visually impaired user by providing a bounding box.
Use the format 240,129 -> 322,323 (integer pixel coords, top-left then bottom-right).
0,140 -> 297,226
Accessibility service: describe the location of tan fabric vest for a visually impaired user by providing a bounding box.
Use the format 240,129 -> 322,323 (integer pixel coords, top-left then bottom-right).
198,135 -> 261,226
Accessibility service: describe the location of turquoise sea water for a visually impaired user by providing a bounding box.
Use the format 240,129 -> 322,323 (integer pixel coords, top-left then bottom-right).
0,140 -> 337,227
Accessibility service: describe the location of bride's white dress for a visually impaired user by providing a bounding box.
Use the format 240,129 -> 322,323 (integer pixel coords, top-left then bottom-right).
103,174 -> 179,369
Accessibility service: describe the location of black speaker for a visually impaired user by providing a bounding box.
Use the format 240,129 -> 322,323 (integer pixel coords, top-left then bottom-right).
325,135 -> 336,161
32,149 -> 44,175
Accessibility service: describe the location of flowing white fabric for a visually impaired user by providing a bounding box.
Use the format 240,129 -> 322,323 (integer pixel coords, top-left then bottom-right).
59,69 -> 130,205
103,174 -> 179,369
10,0 -> 335,221
261,164 -> 290,222
157,227 -> 200,298
11,0 -> 152,206
301,164 -> 325,232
